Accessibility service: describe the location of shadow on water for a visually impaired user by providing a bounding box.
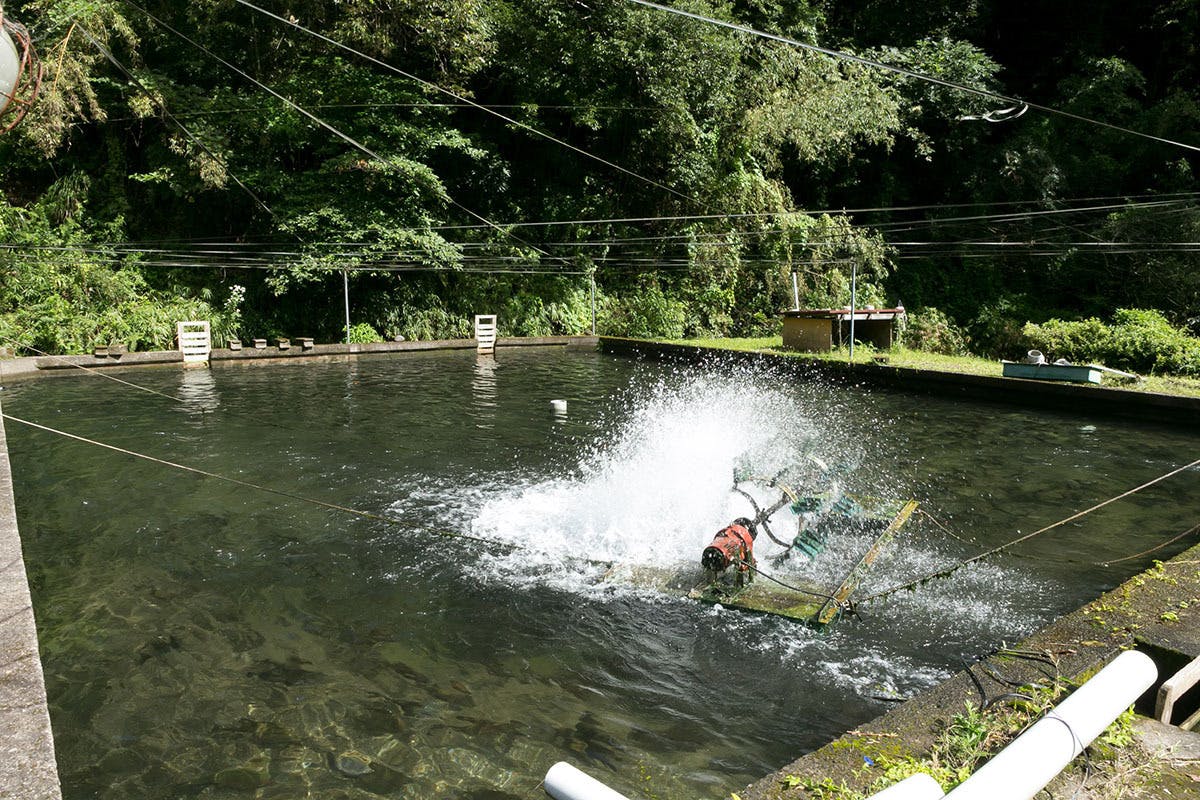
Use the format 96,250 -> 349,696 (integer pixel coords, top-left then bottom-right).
4,348 -> 1200,799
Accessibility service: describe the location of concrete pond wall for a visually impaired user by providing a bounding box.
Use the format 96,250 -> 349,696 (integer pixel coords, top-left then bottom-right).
598,338 -> 1200,430
734,543 -> 1200,800
0,402 -> 62,800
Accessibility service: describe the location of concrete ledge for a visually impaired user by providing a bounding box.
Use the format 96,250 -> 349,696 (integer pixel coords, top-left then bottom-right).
0,405 -> 63,800
0,336 -> 601,381
210,339 -> 474,361
209,336 -> 597,364
599,337 -> 1200,428
33,351 -> 184,371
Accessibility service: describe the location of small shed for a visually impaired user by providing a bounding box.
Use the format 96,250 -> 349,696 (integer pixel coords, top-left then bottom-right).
781,307 -> 905,352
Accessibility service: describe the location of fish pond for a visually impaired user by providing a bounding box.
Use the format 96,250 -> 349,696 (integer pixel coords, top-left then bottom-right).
5,347 -> 1200,799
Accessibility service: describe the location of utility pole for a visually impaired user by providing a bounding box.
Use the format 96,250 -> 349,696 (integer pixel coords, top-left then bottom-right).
343,269 -> 351,343
848,260 -> 858,363
590,270 -> 597,335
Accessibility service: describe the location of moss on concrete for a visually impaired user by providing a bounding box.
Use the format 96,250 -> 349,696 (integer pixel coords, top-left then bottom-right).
733,544 -> 1200,800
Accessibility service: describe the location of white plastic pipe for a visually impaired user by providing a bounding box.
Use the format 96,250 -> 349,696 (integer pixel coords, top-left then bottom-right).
0,27 -> 19,116
544,762 -> 632,800
944,649 -> 1157,800
865,773 -> 945,800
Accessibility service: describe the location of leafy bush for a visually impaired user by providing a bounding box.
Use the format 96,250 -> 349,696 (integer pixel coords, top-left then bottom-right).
1107,308 -> 1200,375
1022,308 -> 1200,376
390,304 -> 471,342
597,282 -> 687,339
500,286 -> 593,337
0,250 -> 233,354
900,307 -> 969,355
346,322 -> 382,343
968,295 -> 1038,357
0,178 -> 238,355
1019,317 -> 1111,362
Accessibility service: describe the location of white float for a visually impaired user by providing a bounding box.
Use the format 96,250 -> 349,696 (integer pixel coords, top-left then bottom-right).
0,25 -> 20,116
474,314 -> 497,354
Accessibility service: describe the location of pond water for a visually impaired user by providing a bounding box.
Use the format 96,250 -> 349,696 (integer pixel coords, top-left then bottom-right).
4,348 -> 1200,800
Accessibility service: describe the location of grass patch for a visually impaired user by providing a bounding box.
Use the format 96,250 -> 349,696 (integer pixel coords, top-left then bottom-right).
659,337 -> 1200,398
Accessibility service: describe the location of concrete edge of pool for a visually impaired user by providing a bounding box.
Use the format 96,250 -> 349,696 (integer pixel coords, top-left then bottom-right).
598,337 -> 1200,429
1,334 -> 1197,799
0,336 -> 599,382
0,405 -> 63,800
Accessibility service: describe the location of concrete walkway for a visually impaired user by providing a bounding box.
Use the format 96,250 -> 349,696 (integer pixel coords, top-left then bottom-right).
0,400 -> 62,799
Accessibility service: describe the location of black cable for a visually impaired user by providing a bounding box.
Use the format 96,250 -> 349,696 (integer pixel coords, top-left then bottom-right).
230,0 -> 698,208
964,659 -> 992,707
119,0 -> 573,272
629,0 -> 1200,155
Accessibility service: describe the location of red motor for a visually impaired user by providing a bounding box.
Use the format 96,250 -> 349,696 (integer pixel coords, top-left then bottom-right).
701,518 -> 757,578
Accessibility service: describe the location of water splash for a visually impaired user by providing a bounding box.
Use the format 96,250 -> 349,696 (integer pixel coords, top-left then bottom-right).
464,362 -> 1052,654
469,365 -> 872,588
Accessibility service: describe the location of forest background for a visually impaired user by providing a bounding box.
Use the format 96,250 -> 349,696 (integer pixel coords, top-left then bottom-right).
1,0 -> 1198,374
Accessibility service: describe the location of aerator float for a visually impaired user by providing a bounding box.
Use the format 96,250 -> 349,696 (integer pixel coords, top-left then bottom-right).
602,458 -> 918,627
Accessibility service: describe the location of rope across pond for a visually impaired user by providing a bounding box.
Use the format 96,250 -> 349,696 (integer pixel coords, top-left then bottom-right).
0,412 -> 512,551
861,454 -> 1200,603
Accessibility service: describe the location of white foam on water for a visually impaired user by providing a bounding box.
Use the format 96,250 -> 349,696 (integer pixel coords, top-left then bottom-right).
457,365 -> 1053,674
468,368 -> 843,590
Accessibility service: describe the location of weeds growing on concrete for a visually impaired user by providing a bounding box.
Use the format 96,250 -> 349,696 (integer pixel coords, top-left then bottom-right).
772,680 -> 1143,800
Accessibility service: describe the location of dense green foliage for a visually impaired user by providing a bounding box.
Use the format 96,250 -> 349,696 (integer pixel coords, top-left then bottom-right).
1024,308 -> 1200,376
1,0 -> 1198,364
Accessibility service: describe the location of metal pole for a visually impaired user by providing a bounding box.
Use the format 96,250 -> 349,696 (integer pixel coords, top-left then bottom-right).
791,270 -> 800,310
590,272 -> 597,335
848,261 -> 857,362
343,269 -> 351,343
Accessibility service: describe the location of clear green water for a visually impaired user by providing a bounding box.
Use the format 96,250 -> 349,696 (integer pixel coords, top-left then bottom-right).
4,348 -> 1200,799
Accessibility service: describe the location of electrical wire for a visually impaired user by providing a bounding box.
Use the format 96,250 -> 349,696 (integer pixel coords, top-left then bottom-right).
861,455 -> 1200,604
95,101 -> 668,125
119,0 -> 574,271
23,193 -> 1185,250
324,193 -> 1200,233
5,195 -> 1194,256
628,0 -> 1200,155
229,0 -> 699,207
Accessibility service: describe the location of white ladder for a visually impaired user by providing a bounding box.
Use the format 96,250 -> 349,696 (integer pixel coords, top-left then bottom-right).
474,314 -> 497,354
176,321 -> 212,363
